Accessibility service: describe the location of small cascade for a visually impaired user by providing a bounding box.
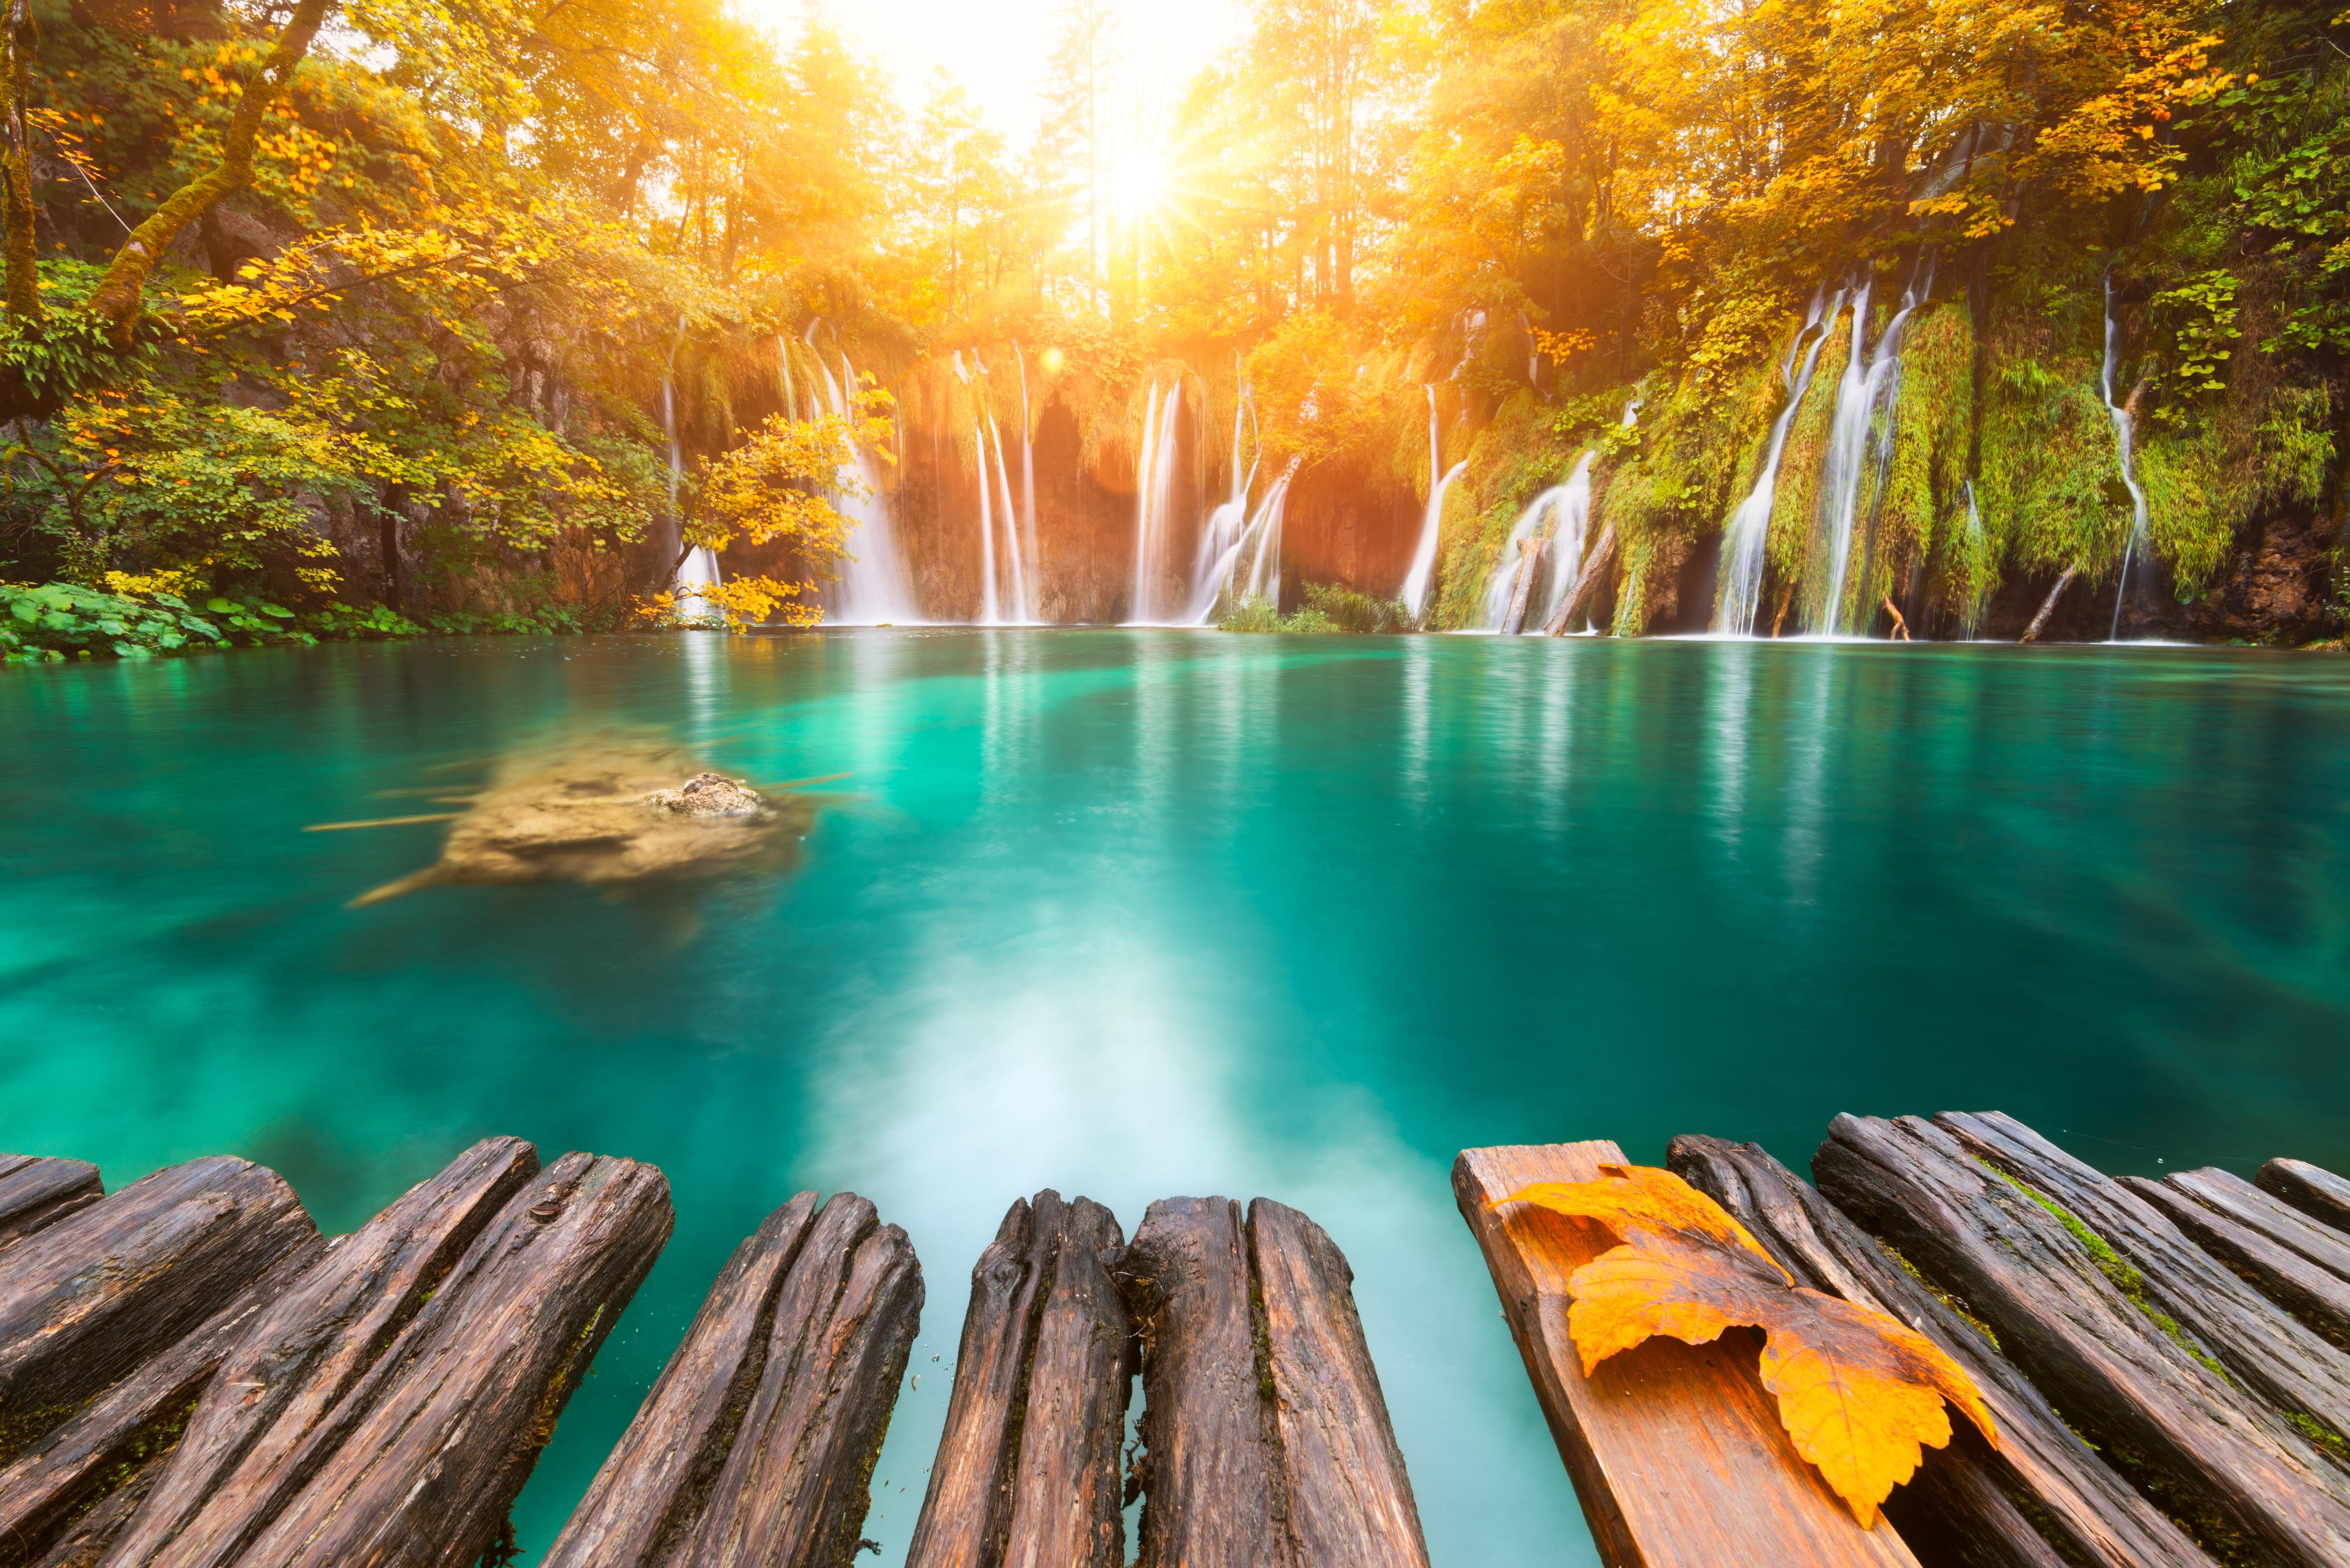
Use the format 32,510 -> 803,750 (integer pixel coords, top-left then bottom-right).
1716,290 -> 1841,636
1480,394 -> 1638,634
1960,479 -> 1988,638
2102,274 -> 2150,639
1128,382 -> 1181,623
1401,386 -> 1466,619
1240,461 -> 1296,603
1810,272 -> 1926,635
1012,344 -> 1039,614
775,335 -> 798,422
663,323 -> 720,620
986,414 -> 1033,622
814,349 -> 918,625
1478,484 -> 1574,632
1183,379 -> 1261,622
975,421 -> 999,623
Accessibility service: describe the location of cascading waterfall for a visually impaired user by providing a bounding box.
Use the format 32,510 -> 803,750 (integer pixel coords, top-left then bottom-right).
811,348 -> 918,624
2102,274 -> 2151,639
1716,290 -> 1841,636
1478,483 -> 1576,632
974,421 -> 998,623
1240,461 -> 1296,603
1012,344 -> 1039,614
663,322 -> 720,620
1810,273 -> 1925,635
1960,479 -> 1988,638
1128,382 -> 1182,623
775,335 -> 798,422
1183,380 -> 1261,623
1401,386 -> 1467,618
986,414 -> 1033,622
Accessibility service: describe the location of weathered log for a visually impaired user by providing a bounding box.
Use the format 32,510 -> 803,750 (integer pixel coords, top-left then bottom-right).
2258,1158 -> 2350,1235
2119,1168 -> 2350,1346
1813,1113 -> 2350,1568
1936,1113 -> 2350,1458
0,1156 -> 102,1254
101,1137 -> 541,1568
0,1244 -> 323,1568
1119,1196 -> 1286,1567
0,1158 -> 317,1463
1881,596 -> 1913,641
1248,1198 -> 1430,1568
905,1191 -> 1130,1568
2018,564 -> 2078,643
214,1151 -> 673,1568
1500,538 -> 1544,636
1542,521 -> 1615,635
1455,1143 -> 1920,1567
1668,1134 -> 2212,1568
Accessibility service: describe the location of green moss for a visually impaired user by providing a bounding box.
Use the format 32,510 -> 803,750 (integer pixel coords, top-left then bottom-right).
1880,1241 -> 2001,1351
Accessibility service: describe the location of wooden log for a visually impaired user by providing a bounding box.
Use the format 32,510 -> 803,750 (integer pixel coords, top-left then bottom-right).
1935,1113 -> 2350,1458
2120,1168 -> 2350,1346
1500,538 -> 1544,636
1454,1142 -> 1921,1568
905,1191 -> 1130,1568
1667,1134 -> 2212,1568
101,1137 -> 541,1568
213,1151 -> 673,1568
0,1156 -> 102,1254
2258,1158 -> 2350,1236
1248,1198 -> 1430,1568
0,1158 -> 317,1463
1813,1113 -> 2350,1568
671,1192 -> 922,1568
0,1245 -> 323,1568
1542,522 -> 1616,636
1119,1196 -> 1286,1568
2018,564 -> 2078,643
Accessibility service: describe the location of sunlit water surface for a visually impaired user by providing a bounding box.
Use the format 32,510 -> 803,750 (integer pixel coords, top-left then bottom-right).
5,631 -> 2347,1565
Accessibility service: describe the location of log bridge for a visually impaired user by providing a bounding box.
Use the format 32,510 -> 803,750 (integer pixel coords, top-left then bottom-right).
0,1148 -> 1429,1568
1458,1116 -> 2350,1568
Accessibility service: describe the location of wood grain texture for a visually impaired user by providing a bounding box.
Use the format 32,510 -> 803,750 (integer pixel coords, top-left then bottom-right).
1119,1196 -> 1288,1568
1248,1198 -> 1430,1568
1543,523 -> 1615,635
0,1158 -> 318,1463
542,1194 -> 820,1568
0,1157 -> 102,1255
674,1191 -> 923,1568
1500,538 -> 1544,636
2258,1158 -> 2350,1236
1453,1142 -> 1921,1568
2120,1168 -> 2350,1345
0,1245 -> 323,1568
1935,1113 -> 2350,1458
1813,1113 -> 2350,1568
216,1151 -> 673,1568
1668,1134 -> 2213,1568
101,1137 -> 542,1568
905,1192 -> 1130,1568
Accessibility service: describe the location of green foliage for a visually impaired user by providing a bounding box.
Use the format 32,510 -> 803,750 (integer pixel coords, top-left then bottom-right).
2146,272 -> 2242,418
1216,582 -> 1413,634
1,581 -> 224,661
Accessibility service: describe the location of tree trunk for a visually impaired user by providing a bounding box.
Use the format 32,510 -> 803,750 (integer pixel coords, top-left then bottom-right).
2019,564 -> 2078,643
0,0 -> 39,327
1542,521 -> 1615,636
1499,537 -> 1543,636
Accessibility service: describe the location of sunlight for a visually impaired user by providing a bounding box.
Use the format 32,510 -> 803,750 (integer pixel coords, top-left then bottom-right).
1110,148 -> 1168,222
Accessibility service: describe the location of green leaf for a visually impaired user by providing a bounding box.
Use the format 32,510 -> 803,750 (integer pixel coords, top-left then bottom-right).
256,602 -> 296,618
207,597 -> 236,613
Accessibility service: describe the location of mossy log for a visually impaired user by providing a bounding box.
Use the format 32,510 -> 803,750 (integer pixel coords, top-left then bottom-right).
2119,1168 -> 2350,1347
0,1158 -> 319,1465
905,1191 -> 1130,1568
1500,538 -> 1543,636
545,1190 -> 921,1568
2257,1159 -> 2350,1236
0,1245 -> 322,1568
99,1138 -> 541,1568
1667,1134 -> 2212,1568
1119,1195 -> 1430,1568
1938,1113 -> 2350,1459
181,1151 -> 672,1568
0,1156 -> 102,1254
1813,1114 -> 2350,1568
1455,1142 -> 1920,1567
1542,523 -> 1616,636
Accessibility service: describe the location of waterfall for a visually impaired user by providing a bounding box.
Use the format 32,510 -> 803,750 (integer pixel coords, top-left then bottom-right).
1960,479 -> 1988,638
1716,290 -> 1841,636
663,323 -> 720,621
813,350 -> 918,625
1183,381 -> 1261,623
986,414 -> 1032,622
1128,383 -> 1181,623
974,422 -> 999,624
1401,385 -> 1465,619
2102,274 -> 2150,639
1012,344 -> 1039,617
1478,484 -> 1573,632
1810,273 -> 1925,635
1480,395 -> 1636,634
775,335 -> 798,422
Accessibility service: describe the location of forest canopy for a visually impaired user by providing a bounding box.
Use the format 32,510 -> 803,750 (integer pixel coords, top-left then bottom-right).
0,0 -> 2343,643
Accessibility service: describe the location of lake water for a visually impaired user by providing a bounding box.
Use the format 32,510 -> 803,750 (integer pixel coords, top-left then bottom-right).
5,630 -> 2347,1565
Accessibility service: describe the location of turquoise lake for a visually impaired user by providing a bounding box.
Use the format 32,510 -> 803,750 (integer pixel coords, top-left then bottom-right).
5,630 -> 2347,1564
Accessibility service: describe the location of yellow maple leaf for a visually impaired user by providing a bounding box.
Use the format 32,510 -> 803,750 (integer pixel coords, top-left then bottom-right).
1498,1164 -> 1996,1526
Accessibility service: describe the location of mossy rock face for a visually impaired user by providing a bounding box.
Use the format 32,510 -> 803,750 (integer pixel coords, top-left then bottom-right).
353,739 -> 814,906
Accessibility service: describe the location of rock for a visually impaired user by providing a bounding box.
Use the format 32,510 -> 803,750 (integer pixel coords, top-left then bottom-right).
644,772 -> 768,818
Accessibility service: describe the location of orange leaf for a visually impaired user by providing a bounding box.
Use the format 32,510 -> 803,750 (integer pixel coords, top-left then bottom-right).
1497,1164 -> 1996,1526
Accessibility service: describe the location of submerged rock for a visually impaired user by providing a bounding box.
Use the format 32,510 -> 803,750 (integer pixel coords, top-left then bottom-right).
353,744 -> 812,906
